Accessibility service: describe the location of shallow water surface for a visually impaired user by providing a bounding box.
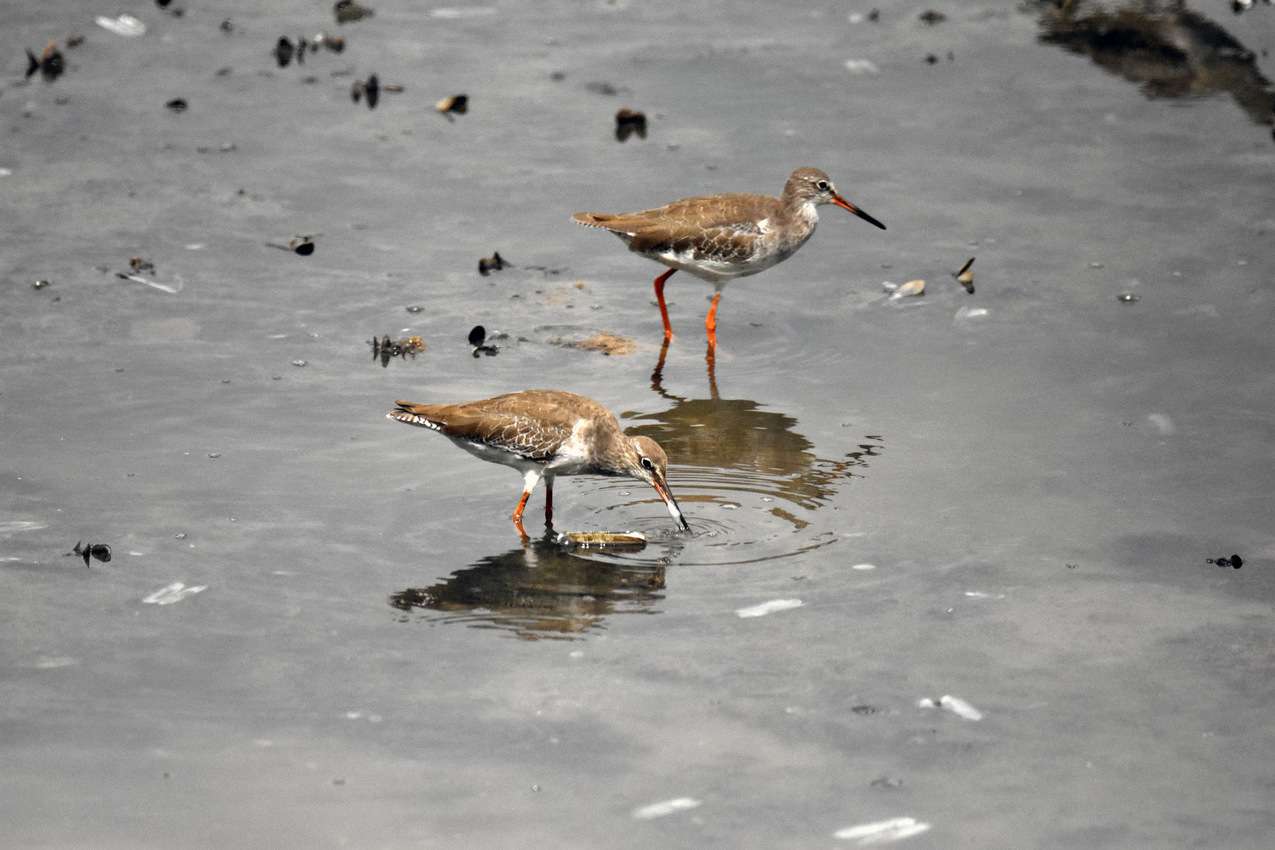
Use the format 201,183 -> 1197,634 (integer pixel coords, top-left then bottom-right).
3,1 -> 1275,848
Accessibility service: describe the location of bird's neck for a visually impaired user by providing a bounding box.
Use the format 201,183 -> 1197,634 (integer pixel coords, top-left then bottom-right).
775,198 -> 820,244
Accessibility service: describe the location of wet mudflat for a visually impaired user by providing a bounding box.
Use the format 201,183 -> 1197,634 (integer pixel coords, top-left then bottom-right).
3,1 -> 1275,847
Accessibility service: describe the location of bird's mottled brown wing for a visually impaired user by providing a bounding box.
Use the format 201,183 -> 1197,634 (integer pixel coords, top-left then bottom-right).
390,390 -> 612,461
574,193 -> 777,258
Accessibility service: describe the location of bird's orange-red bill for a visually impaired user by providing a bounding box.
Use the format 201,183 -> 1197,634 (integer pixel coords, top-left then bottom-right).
833,194 -> 887,231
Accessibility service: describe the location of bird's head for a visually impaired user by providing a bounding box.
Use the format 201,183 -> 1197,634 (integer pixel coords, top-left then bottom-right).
786,167 -> 886,231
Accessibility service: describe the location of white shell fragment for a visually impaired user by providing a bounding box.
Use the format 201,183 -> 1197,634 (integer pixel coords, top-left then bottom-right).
953,306 -> 989,322
735,599 -> 804,618
834,816 -> 932,843
844,59 -> 881,75
142,582 -> 208,605
918,694 -> 984,721
95,14 -> 147,37
631,797 -> 702,820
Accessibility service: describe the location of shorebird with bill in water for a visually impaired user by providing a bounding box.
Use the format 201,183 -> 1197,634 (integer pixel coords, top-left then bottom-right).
387,390 -> 689,538
573,167 -> 886,348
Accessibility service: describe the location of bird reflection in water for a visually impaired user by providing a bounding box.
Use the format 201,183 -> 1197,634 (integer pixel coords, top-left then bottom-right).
637,339 -> 884,523
389,535 -> 665,640
1036,0 -> 1275,137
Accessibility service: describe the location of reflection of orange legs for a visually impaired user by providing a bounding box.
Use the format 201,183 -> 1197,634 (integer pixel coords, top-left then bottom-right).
704,292 -> 721,349
544,478 -> 554,527
705,338 -> 719,400
653,269 -> 676,341
650,336 -> 672,393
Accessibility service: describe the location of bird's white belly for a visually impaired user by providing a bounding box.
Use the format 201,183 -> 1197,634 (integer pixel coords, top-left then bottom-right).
454,437 -> 539,472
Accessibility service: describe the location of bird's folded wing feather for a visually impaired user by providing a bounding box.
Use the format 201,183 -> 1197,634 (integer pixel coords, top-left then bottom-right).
392,398 -> 576,461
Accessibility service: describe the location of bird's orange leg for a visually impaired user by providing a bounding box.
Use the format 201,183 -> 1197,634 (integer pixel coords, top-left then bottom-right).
653,269 -> 677,341
704,292 -> 721,349
512,489 -> 532,540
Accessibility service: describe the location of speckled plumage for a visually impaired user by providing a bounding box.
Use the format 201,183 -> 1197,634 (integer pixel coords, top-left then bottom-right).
387,390 -> 689,535
573,167 -> 885,343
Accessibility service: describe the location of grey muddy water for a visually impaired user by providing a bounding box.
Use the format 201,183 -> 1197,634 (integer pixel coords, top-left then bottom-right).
3,1 -> 1274,847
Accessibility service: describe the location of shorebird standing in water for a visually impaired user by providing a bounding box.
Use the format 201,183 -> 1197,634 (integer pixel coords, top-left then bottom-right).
387,389 -> 689,538
573,167 -> 886,348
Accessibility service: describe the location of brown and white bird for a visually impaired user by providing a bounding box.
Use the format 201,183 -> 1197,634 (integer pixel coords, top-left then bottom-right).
387,390 -> 689,537
572,167 -> 886,347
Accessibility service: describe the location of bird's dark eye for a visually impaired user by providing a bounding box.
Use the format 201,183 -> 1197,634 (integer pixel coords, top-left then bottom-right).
640,457 -> 655,472
816,180 -> 831,192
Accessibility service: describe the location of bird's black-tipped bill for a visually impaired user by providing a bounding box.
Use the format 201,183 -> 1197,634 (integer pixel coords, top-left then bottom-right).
654,479 -> 691,532
832,194 -> 887,231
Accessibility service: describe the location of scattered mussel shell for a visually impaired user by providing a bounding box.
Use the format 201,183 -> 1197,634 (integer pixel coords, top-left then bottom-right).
1206,554 -> 1244,569
273,36 -> 295,68
67,540 -> 112,568
32,279 -> 52,290
886,279 -> 925,299
560,530 -> 647,549
468,325 -> 499,357
165,98 -> 188,113
352,74 -> 379,108
952,257 -> 975,293
1116,292 -> 1139,303
478,251 -> 506,276
335,0 -> 375,24
435,94 -> 468,117
25,41 -> 66,81
65,34 -> 85,48
129,256 -> 156,274
310,33 -> 345,52
614,107 -> 647,142
265,237 -> 316,255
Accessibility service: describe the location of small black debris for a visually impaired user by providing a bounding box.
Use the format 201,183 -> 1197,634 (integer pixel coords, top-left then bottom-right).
478,251 -> 506,276
1207,554 -> 1244,569
352,74 -> 380,108
371,334 -> 425,367
924,53 -> 939,64
585,81 -> 620,96
919,9 -> 946,25
26,42 -> 65,81
67,541 -> 112,568
129,257 -> 156,274
220,19 -> 234,34
468,325 -> 499,357
615,108 -> 647,142
274,36 -> 294,68
165,98 -> 188,113
65,34 -> 85,48
156,0 -> 172,8
868,8 -> 880,21
32,279 -> 52,290
335,0 -> 374,24
850,704 -> 879,716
